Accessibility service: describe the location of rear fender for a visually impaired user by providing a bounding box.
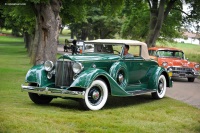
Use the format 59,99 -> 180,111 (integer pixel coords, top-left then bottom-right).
147,66 -> 172,89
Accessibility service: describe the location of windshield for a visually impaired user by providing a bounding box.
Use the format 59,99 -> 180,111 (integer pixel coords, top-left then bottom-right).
156,50 -> 184,59
83,43 -> 142,58
84,43 -> 123,55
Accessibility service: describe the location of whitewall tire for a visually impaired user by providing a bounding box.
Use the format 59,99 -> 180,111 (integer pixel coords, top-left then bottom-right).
152,75 -> 166,99
80,79 -> 108,110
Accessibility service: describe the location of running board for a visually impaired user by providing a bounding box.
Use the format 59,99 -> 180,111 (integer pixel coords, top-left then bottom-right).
127,90 -> 156,96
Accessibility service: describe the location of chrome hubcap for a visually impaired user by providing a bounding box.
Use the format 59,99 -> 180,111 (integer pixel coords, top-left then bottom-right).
118,73 -> 124,83
159,82 -> 163,90
92,90 -> 100,100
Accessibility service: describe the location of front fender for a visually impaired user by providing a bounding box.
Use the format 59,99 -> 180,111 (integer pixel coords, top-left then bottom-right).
70,68 -> 103,88
25,64 -> 54,87
70,68 -> 131,96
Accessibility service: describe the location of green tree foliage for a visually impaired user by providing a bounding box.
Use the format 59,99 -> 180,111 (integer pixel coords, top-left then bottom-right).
120,0 -> 191,47
1,1 -> 35,54
120,1 -> 149,41
68,6 -> 122,40
1,1 -> 35,36
60,0 -> 123,40
183,0 -> 200,33
1,0 -> 199,63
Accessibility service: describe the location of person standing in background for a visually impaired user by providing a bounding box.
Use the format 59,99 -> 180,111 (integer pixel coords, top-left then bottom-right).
71,40 -> 77,55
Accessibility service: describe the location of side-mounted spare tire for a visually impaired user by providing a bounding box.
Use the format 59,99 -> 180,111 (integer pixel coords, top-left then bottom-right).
151,74 -> 167,99
80,79 -> 108,110
109,62 -> 128,88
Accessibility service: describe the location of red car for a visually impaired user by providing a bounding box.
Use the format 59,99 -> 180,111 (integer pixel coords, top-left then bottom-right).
148,47 -> 200,82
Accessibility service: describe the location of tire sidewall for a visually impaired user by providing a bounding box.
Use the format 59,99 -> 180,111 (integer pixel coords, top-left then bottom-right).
84,80 -> 108,110
157,75 -> 166,98
28,92 -> 53,104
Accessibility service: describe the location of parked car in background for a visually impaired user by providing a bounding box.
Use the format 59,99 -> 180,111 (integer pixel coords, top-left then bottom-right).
21,39 -> 172,110
148,47 -> 200,82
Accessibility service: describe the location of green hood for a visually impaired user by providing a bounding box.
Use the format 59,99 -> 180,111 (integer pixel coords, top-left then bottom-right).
60,53 -> 121,62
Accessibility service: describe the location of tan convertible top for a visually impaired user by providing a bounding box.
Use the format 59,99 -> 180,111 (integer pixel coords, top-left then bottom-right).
84,39 -> 150,60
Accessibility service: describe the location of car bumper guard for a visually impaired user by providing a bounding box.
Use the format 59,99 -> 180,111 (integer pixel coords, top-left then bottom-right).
21,85 -> 85,99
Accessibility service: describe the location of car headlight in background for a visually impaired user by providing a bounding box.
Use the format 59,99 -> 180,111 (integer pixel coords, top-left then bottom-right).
194,64 -> 200,69
44,60 -> 54,71
162,62 -> 168,67
73,62 -> 84,74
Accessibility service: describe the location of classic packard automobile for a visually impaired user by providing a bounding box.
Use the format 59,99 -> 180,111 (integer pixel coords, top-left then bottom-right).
148,47 -> 200,82
21,39 -> 172,110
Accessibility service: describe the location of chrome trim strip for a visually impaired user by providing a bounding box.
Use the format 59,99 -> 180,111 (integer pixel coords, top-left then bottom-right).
21,85 -> 85,99
127,89 -> 156,96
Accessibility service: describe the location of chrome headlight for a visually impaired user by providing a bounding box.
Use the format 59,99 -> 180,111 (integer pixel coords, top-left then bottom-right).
168,68 -> 173,72
44,60 -> 54,71
195,64 -> 200,69
72,62 -> 84,74
47,70 -> 55,79
162,62 -> 168,67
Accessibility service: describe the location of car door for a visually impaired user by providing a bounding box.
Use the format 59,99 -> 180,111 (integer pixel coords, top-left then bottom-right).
123,45 -> 150,91
124,57 -> 146,84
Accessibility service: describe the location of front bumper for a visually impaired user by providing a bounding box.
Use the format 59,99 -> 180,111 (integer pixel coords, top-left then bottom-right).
21,85 -> 85,99
171,71 -> 200,78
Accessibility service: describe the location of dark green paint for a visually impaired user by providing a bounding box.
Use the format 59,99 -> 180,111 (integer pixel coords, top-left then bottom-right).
25,64 -> 54,87
24,53 -> 172,97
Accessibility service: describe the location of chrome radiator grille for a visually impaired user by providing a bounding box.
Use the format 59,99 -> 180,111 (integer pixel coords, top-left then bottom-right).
55,60 -> 74,87
171,67 -> 193,71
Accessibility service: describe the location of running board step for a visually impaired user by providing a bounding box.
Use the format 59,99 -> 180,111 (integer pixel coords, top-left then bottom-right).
127,90 -> 156,96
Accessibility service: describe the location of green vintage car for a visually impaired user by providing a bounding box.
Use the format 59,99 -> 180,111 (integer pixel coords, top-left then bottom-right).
21,39 -> 173,110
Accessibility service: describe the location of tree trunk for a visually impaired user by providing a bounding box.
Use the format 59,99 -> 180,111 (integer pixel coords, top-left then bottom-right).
199,39 -> 200,45
146,0 -> 177,47
146,0 -> 165,47
31,0 -> 61,65
81,28 -> 88,40
24,32 -> 32,55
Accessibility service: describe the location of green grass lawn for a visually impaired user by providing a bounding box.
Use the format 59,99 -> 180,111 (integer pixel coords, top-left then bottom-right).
0,36 -> 200,133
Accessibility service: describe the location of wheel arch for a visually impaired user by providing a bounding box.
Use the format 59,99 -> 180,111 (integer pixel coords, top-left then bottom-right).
147,66 -> 172,89
95,75 -> 111,95
70,68 -> 112,92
